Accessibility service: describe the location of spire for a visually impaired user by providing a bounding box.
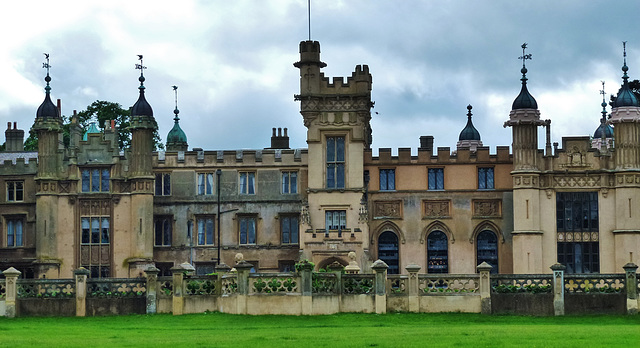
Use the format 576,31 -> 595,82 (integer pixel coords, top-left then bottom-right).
511,43 -> 538,110
613,42 -> 639,108
459,104 -> 481,141
166,85 -> 188,151
35,53 -> 61,120
594,81 -> 613,139
131,55 -> 154,118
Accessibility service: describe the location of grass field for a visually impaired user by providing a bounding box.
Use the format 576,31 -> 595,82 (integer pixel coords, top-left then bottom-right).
0,312 -> 638,347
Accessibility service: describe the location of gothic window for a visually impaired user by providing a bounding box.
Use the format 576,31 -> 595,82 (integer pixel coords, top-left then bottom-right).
556,192 -> 599,273
428,168 -> 444,190
378,231 -> 399,274
239,172 -> 256,194
81,169 -> 110,193
325,210 -> 346,230
155,173 -> 171,196
380,169 -> 395,191
478,167 -> 494,190
5,217 -> 24,247
154,216 -> 172,247
476,230 -> 498,274
197,216 -> 215,245
239,216 -> 257,245
281,215 -> 299,244
197,173 -> 215,195
326,136 -> 345,189
427,231 -> 448,273
6,181 -> 24,201
282,171 -> 298,194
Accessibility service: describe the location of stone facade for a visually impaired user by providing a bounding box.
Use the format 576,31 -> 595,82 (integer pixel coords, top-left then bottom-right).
1,41 -> 639,278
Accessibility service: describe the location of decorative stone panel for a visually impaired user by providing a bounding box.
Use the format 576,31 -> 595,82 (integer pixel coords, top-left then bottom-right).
472,200 -> 502,218
423,200 -> 450,218
373,200 -> 402,219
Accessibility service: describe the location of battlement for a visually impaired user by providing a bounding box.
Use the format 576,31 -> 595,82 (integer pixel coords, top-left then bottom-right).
0,153 -> 38,175
365,146 -> 511,165
319,65 -> 372,94
154,148 -> 308,168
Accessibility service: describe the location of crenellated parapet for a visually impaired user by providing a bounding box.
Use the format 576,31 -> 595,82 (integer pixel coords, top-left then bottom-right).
365,146 -> 511,166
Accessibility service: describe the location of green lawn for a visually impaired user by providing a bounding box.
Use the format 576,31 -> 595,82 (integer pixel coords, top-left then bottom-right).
0,312 -> 638,347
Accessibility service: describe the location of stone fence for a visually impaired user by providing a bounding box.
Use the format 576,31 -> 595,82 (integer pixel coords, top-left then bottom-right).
0,261 -> 637,317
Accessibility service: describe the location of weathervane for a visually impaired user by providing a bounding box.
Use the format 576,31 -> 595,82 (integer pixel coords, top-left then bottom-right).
42,53 -> 51,75
135,55 -> 147,75
172,85 -> 180,119
600,81 -> 606,100
518,43 -> 532,68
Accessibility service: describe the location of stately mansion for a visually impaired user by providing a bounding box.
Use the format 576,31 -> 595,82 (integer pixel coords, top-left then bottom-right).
1,40 -> 639,279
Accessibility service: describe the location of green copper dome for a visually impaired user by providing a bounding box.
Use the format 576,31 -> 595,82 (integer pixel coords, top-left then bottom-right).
459,105 -> 481,141
83,122 -> 101,141
613,43 -> 639,108
166,113 -> 188,146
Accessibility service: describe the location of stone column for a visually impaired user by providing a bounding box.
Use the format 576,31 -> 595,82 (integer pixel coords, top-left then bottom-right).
405,264 -> 421,313
215,263 -> 231,297
234,260 -> 254,315
3,267 -> 21,318
171,263 -> 195,316
476,262 -> 492,315
298,260 -> 314,315
623,263 -> 638,315
371,260 -> 388,314
144,266 -> 160,315
73,267 -> 90,317
550,263 -> 566,316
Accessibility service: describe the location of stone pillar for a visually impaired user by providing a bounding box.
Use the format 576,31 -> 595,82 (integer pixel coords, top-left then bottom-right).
215,263 -> 231,297
73,267 -> 90,317
405,264 -> 421,313
371,260 -> 388,314
476,262 -> 492,315
234,260 -> 253,315
3,267 -> 21,318
298,260 -> 314,315
623,263 -> 638,315
171,263 -> 195,316
550,263 -> 566,316
144,266 -> 160,315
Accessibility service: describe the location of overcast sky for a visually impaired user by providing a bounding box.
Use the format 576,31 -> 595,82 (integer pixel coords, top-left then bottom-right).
1,0 -> 639,155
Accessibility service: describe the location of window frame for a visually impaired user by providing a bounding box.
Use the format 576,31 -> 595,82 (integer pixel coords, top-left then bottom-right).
197,173 -> 215,195
5,216 -> 25,247
326,136 -> 346,189
196,215 -> 215,246
6,180 -> 24,202
81,168 -> 110,193
428,168 -> 444,190
325,210 -> 347,230
280,214 -> 299,245
239,171 -> 256,195
379,168 -> 396,191
476,230 -> 498,274
155,173 -> 171,196
281,171 -> 298,194
478,167 -> 495,190
154,215 -> 173,247
238,215 -> 257,245
427,230 -> 449,274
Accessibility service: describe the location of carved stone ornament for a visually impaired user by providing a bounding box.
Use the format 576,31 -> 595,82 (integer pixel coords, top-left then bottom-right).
553,176 -> 601,188
473,200 -> 501,217
374,201 -> 402,218
423,200 -> 450,218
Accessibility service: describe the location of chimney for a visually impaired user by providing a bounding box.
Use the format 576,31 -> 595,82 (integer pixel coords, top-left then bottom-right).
270,127 -> 290,149
5,122 -> 25,151
419,136 -> 434,154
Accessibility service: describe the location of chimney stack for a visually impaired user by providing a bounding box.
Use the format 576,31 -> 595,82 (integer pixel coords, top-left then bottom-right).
270,127 -> 290,149
5,122 -> 25,151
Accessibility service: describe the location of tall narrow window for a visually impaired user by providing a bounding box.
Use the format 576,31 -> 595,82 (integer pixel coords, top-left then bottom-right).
6,218 -> 24,247
427,231 -> 448,273
428,168 -> 444,190
556,192 -> 599,273
380,169 -> 395,191
378,231 -> 399,274
239,216 -> 257,245
197,173 -> 215,195
239,172 -> 256,194
281,215 -> 299,244
79,200 -> 111,278
282,171 -> 298,194
476,230 -> 498,274
325,210 -> 346,230
6,181 -> 24,202
155,173 -> 171,196
326,136 -> 345,189
478,167 -> 494,190
197,216 -> 215,245
154,216 -> 172,246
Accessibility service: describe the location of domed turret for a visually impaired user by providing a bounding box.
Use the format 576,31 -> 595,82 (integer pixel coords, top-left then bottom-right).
166,86 -> 188,151
83,122 -> 101,141
459,104 -> 481,141
35,54 -> 61,122
511,46 -> 538,110
612,43 -> 639,108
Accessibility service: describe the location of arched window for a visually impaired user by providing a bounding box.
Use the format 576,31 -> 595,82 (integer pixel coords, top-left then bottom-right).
476,230 -> 498,273
427,231 -> 448,273
378,231 -> 399,274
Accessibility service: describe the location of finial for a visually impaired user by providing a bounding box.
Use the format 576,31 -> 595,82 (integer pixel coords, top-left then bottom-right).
467,104 -> 473,120
172,85 -> 180,121
135,54 -> 147,87
518,43 -> 532,80
600,81 -> 608,120
42,53 -> 51,91
622,41 -> 629,82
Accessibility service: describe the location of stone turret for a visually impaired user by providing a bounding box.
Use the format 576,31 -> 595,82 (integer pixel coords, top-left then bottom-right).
457,105 -> 483,152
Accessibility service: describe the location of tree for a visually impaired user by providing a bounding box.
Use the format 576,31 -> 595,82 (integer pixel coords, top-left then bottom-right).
22,100 -> 164,151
